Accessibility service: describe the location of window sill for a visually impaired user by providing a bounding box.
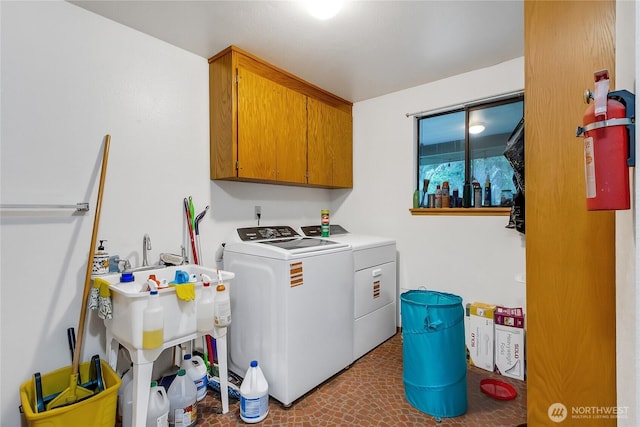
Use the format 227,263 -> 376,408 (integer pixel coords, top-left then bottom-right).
410,207 -> 511,216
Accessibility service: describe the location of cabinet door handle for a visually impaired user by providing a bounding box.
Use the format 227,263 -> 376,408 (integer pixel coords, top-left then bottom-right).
372,269 -> 382,277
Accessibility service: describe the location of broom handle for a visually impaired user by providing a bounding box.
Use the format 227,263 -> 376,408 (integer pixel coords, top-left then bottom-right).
72,135 -> 110,374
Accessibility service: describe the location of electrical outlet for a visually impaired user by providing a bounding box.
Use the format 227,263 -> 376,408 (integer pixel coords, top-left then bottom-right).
255,205 -> 262,219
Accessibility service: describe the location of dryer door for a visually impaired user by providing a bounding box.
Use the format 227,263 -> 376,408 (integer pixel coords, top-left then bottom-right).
354,261 -> 396,319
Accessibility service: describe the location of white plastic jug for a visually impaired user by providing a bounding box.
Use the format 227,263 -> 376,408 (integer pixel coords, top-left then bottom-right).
240,360 -> 269,424
121,374 -> 134,427
117,367 -> 133,424
167,369 -> 197,427
147,381 -> 170,427
181,354 -> 208,401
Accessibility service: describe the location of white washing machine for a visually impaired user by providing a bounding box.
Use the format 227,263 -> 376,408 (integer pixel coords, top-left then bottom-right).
223,226 -> 354,406
300,225 -> 397,360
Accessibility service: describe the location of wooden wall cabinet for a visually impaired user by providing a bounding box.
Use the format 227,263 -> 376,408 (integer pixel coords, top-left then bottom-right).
209,46 -> 353,188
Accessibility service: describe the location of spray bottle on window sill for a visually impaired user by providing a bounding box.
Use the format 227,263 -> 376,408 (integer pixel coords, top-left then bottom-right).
483,175 -> 492,207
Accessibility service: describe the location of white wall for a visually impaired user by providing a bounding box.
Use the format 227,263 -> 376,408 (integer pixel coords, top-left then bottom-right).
338,58 -> 526,317
616,0 -> 637,423
0,2 -> 331,425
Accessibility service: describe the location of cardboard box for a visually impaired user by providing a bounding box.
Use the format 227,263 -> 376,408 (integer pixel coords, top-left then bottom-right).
466,302 -> 496,372
494,306 -> 525,380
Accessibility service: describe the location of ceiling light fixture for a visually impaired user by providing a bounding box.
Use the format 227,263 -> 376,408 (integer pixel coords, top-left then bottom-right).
305,0 -> 343,20
469,123 -> 486,134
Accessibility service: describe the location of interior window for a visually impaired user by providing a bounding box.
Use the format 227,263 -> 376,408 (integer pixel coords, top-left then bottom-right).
417,95 -> 524,207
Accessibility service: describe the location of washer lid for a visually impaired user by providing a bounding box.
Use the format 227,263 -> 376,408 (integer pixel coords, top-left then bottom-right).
237,226 -> 300,241
259,237 -> 343,250
226,226 -> 350,259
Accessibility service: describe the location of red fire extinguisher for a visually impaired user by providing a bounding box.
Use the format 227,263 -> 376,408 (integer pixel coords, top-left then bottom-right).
576,70 -> 635,211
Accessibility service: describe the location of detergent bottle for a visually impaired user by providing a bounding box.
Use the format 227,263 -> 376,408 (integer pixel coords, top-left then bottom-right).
181,353 -> 208,402
167,369 -> 197,427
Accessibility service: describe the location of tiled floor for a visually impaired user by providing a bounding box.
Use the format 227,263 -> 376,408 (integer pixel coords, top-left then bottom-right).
196,332 -> 527,426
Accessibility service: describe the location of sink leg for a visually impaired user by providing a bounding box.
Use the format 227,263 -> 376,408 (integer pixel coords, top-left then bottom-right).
132,362 -> 153,427
215,332 -> 229,414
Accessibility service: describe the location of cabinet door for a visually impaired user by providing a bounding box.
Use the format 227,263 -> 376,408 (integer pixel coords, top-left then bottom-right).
237,67 -> 307,183
307,98 -> 353,188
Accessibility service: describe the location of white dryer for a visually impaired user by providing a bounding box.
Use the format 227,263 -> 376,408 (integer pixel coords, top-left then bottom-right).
223,226 -> 353,406
300,225 -> 397,360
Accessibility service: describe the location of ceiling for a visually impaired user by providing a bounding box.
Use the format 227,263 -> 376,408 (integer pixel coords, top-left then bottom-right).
70,0 -> 524,103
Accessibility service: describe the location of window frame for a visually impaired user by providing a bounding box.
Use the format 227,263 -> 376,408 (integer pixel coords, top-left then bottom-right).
412,92 -> 524,215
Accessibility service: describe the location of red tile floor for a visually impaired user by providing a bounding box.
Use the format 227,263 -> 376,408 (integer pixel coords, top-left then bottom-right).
196,332 -> 527,426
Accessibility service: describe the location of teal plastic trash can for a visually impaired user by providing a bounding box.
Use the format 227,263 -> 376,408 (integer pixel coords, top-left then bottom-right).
401,290 -> 467,419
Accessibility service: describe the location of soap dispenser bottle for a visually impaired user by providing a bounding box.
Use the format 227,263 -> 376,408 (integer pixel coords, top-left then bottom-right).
92,240 -> 109,276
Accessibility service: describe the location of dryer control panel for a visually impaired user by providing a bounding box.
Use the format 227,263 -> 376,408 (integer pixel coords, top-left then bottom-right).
300,224 -> 348,236
237,226 -> 300,241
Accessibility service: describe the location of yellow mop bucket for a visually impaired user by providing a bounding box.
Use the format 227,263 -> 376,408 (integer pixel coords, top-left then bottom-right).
19,358 -> 121,427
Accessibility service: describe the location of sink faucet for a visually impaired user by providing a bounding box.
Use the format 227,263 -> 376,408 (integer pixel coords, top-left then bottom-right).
142,234 -> 152,266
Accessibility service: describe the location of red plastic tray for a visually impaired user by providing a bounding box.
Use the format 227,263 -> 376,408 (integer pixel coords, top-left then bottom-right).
479,378 -> 517,400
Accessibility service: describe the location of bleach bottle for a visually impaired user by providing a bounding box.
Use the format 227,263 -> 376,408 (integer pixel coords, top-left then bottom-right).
147,381 -> 170,427
240,360 -> 269,423
121,372 -> 135,427
117,367 -> 133,425
181,353 -> 208,401
167,369 -> 197,427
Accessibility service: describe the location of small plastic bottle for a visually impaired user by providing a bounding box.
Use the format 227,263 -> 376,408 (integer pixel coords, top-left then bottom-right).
143,290 -> 163,349
435,185 -> 442,208
240,360 -> 269,424
214,283 -> 231,327
197,274 -> 215,332
441,181 -> 450,208
483,174 -> 492,207
412,189 -> 419,209
167,369 -> 197,427
473,180 -> 482,207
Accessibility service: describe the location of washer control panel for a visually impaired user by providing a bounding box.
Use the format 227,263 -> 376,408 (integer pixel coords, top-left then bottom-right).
237,226 -> 300,241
